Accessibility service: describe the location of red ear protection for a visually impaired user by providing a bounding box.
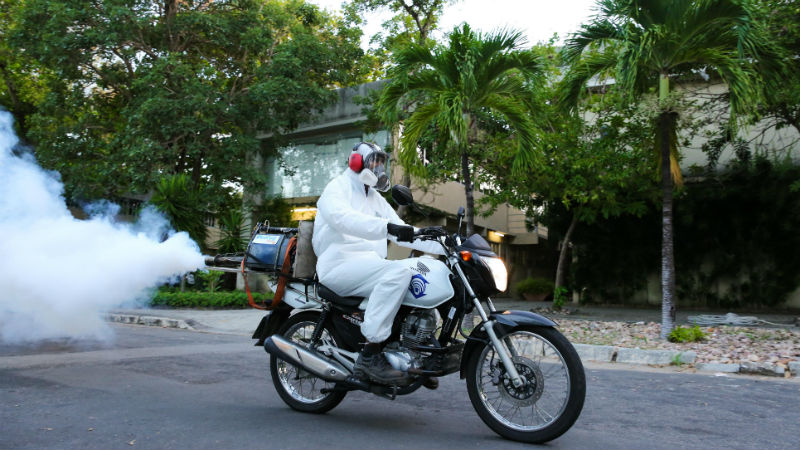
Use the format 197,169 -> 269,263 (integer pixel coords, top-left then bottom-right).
349,152 -> 363,172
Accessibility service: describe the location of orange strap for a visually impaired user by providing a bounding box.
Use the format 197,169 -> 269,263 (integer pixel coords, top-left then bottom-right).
241,237 -> 296,311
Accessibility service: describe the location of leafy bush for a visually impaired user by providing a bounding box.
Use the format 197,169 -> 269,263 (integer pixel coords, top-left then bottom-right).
150,174 -> 208,249
516,277 -> 554,296
150,291 -> 273,309
668,325 -> 707,343
194,270 -> 224,292
215,209 -> 248,253
552,286 -> 568,310
249,195 -> 297,228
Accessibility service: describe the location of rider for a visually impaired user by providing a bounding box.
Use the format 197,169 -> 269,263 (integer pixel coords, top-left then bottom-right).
312,142 -> 445,385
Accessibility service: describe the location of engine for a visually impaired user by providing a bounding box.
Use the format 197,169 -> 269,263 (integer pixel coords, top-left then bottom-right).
401,309 -> 438,348
383,309 -> 440,374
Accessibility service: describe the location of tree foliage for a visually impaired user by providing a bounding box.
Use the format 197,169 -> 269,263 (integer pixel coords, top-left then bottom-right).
7,0 -> 367,205
0,0 -> 52,140
757,0 -> 800,134
346,0 -> 455,60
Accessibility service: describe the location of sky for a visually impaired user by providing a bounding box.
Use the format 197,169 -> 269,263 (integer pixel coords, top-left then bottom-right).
310,0 -> 599,48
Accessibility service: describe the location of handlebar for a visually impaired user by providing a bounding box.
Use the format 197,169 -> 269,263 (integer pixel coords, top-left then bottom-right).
414,226 -> 448,238
412,226 -> 462,254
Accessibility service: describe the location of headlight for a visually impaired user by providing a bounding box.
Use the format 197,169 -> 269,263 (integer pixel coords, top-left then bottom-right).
483,257 -> 508,292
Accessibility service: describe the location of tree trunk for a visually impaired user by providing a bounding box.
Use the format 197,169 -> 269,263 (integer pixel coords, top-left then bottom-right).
394,3 -> 428,221
659,110 -> 678,339
190,150 -> 204,188
658,73 -> 677,339
555,213 -> 577,291
461,150 -> 475,237
392,122 -> 412,219
462,114 -> 479,237
164,0 -> 179,51
396,173 -> 412,219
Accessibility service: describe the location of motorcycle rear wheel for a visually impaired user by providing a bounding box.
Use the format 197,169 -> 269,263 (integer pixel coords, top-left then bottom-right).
465,325 -> 585,443
269,311 -> 347,413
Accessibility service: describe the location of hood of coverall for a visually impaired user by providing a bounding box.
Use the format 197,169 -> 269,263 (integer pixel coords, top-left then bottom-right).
352,142 -> 389,192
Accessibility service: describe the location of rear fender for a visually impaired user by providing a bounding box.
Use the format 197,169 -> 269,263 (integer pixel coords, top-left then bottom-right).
252,303 -> 292,346
459,310 -> 556,379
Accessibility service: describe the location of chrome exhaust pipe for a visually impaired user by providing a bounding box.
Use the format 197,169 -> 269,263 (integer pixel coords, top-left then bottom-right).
264,335 -> 350,382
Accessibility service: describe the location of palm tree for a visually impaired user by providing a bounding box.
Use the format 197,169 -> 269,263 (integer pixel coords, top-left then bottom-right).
378,24 -> 541,236
559,0 -> 783,338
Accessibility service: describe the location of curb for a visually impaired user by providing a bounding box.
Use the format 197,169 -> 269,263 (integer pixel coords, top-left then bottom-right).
574,344 -> 697,366
106,313 -> 195,331
573,344 -> 797,378
104,314 -> 797,378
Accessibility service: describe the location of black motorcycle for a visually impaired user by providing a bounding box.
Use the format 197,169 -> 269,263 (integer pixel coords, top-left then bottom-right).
221,185 -> 585,444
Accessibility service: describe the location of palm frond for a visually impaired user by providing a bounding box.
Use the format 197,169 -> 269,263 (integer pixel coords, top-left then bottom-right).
557,48 -> 619,110
397,101 -> 443,178
476,27 -> 527,59
478,51 -> 543,89
391,42 -> 437,72
482,93 -> 540,173
562,18 -> 622,64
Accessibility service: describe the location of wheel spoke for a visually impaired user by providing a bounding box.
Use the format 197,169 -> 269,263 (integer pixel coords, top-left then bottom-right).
277,320 -> 337,404
474,330 -> 573,432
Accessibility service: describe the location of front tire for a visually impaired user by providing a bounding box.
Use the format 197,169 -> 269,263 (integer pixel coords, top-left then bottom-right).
269,311 -> 347,413
466,326 -> 585,443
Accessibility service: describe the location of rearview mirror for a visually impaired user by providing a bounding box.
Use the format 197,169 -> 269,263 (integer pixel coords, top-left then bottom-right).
391,184 -> 413,206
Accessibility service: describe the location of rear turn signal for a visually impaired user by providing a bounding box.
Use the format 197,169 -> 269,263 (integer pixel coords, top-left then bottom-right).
459,251 -> 472,262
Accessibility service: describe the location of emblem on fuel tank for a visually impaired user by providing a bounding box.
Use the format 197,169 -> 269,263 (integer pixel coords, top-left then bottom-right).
408,274 -> 429,298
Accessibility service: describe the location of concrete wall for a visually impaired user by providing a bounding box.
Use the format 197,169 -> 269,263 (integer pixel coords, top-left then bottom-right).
257,80 -> 387,139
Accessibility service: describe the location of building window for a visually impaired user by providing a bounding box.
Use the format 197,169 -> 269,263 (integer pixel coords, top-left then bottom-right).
266,130 -> 390,198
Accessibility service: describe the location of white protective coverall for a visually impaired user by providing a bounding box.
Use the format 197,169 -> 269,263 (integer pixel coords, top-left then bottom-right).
313,169 -> 445,343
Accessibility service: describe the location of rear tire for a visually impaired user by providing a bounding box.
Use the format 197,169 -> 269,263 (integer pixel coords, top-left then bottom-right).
466,325 -> 585,443
269,311 -> 347,414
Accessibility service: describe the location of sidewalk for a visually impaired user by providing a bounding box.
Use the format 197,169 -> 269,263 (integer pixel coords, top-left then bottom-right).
107,298 -> 800,378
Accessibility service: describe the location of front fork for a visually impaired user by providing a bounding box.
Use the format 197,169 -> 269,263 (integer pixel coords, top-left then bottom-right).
454,264 -> 525,388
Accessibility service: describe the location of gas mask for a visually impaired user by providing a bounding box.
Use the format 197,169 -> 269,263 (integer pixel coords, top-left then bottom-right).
350,142 -> 390,192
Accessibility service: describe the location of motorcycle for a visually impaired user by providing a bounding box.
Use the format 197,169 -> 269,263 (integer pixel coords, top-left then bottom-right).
209,185 -> 585,444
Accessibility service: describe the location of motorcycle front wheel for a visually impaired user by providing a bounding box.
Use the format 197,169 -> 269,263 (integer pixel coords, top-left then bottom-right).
465,325 -> 585,443
269,311 -> 347,413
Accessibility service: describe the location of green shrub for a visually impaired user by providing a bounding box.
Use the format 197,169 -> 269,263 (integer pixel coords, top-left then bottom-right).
516,277 -> 554,297
194,270 -> 224,292
552,286 -> 568,310
668,325 -> 707,343
150,290 -> 273,309
215,209 -> 248,253
150,174 -> 208,250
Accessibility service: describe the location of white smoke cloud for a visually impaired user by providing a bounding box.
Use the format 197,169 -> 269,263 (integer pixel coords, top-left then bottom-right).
0,110 -> 205,343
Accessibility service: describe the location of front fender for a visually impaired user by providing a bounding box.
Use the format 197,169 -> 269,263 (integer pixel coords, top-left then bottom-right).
459,310 -> 557,379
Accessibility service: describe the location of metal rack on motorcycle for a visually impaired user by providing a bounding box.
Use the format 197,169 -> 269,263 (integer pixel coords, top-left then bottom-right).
203,220 -> 318,311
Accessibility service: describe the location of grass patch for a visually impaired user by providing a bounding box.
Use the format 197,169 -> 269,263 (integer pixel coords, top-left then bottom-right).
668,325 -> 707,343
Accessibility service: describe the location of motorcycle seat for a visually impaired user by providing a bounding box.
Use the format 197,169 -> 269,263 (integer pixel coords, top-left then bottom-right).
318,284 -> 364,308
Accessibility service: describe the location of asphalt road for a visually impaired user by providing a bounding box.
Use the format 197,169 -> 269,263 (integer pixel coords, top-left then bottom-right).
2,324 -> 798,450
